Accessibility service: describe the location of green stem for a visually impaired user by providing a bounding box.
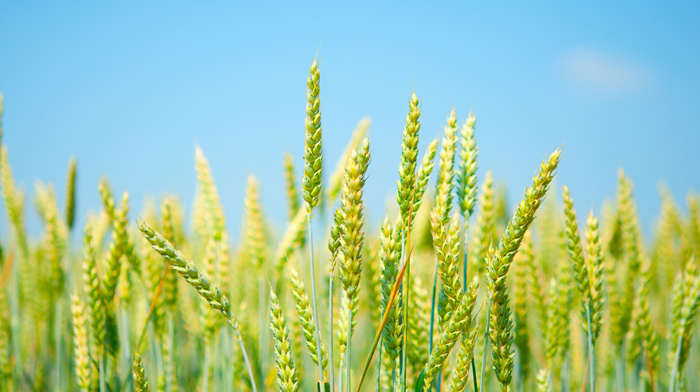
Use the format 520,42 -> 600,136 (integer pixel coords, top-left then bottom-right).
428,257 -> 439,392
669,336 -> 682,392
235,333 -> 258,392
308,213 -> 325,384
99,354 -> 106,392
329,272 -> 335,392
54,298 -> 63,392
166,316 -> 175,392
257,275 -> 265,391
428,258 -> 438,353
616,354 -> 624,392
376,339 -> 383,392
202,344 -> 211,392
586,304 -> 595,392
479,295 -> 492,392
347,305 -> 352,392
400,231 -> 410,392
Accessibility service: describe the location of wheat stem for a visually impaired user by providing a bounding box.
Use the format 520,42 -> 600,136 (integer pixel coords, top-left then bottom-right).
307,213 -> 325,384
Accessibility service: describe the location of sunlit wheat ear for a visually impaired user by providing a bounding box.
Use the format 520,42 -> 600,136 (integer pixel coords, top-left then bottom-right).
328,207 -> 344,273
486,149 -> 561,390
303,58 -> 323,212
1,144 -> 29,262
64,157 -> 77,231
289,265 -> 328,371
457,112 -> 478,218
244,175 -> 265,270
397,92 -> 421,226
669,259 -> 700,390
269,287 -> 300,392
338,138 -> 370,315
160,197 -> 179,312
34,181 -> 66,297
584,211 -> 605,341
132,353 -> 150,392
422,276 -> 479,392
379,216 -> 403,371
137,218 -> 258,390
430,209 -> 461,317
469,170 -> 494,276
338,137 -> 370,392
447,285 -> 480,392
101,192 -> 127,318
563,185 -> 589,313
613,169 -> 642,348
535,368 -> 550,392
195,146 -> 225,241
411,137 -> 439,218
70,292 -> 91,392
434,108 -> 459,219
406,274 -> 431,376
283,152 -> 301,221
81,220 -> 103,390
626,256 -> 658,379
137,219 -> 240,334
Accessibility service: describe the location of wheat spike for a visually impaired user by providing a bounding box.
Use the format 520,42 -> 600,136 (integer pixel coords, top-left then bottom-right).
303,58 -> 323,212
132,353 -> 150,392
269,287 -> 300,392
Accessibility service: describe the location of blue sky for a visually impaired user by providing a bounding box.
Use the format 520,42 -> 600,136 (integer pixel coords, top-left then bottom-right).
1,2 -> 699,240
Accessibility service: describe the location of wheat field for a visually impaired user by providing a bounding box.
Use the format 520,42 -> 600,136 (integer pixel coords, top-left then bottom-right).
0,58 -> 698,392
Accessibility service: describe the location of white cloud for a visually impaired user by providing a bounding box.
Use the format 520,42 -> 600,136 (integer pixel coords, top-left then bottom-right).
560,47 -> 653,96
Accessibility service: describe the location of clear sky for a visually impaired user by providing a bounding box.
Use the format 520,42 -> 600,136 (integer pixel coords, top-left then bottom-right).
1,1 -> 699,240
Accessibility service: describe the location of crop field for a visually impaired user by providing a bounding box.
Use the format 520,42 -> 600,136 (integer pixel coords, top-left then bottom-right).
0,59 -> 698,392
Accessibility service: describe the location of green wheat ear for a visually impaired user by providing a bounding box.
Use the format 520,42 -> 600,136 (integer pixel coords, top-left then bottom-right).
289,265 -> 328,371
269,286 -> 300,392
195,146 -> 226,242
487,149 -> 561,390
70,292 -> 91,392
338,137 -> 371,314
65,157 -> 77,231
397,92 -> 421,226
379,216 -> 403,370
132,353 -> 150,392
303,58 -> 323,212
244,175 -> 265,270
457,112 -> 478,218
283,152 -> 301,221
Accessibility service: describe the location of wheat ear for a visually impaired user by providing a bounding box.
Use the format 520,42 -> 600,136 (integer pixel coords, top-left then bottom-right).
379,216 -> 403,372
132,353 -> 150,392
70,292 -> 91,392
469,171 -> 494,277
269,286 -> 300,392
289,265 -> 328,371
482,149 -> 561,391
422,276 -> 479,392
338,137 -> 370,392
194,147 -> 226,241
137,219 -> 258,392
397,92 -> 421,227
301,56 -> 326,387
283,152 -> 302,222
64,157 -> 77,231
